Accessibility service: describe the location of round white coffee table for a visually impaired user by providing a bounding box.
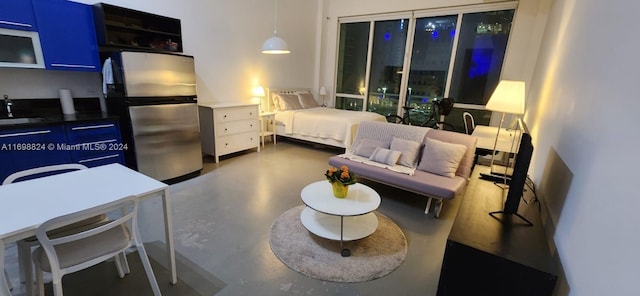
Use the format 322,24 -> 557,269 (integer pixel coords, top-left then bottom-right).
300,181 -> 381,257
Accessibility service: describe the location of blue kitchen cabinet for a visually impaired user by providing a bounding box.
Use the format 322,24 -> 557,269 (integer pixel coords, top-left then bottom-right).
0,119 -> 125,182
32,0 -> 100,72
0,125 -> 71,182
64,120 -> 125,168
0,0 -> 37,31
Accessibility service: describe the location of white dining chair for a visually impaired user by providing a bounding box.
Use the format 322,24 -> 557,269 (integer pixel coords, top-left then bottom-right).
2,164 -> 128,295
32,195 -> 161,296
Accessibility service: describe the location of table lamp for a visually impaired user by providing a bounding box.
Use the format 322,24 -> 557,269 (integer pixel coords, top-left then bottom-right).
319,86 -> 327,107
252,86 -> 266,112
485,80 -> 525,182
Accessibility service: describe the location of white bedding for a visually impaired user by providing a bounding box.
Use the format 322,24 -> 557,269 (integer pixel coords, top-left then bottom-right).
275,107 -> 386,147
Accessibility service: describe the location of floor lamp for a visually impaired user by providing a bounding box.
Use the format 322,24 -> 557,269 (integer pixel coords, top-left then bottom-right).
484,80 -> 525,184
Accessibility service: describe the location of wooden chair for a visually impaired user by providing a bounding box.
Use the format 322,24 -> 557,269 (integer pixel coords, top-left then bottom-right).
32,195 -> 161,296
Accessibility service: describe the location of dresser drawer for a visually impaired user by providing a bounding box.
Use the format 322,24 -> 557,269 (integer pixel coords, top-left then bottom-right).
215,119 -> 258,136
214,106 -> 258,122
216,131 -> 259,155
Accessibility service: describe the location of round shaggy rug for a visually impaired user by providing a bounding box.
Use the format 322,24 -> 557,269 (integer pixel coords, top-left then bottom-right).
269,205 -> 408,283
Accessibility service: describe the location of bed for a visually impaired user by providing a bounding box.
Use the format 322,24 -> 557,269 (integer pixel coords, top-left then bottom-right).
267,88 -> 386,148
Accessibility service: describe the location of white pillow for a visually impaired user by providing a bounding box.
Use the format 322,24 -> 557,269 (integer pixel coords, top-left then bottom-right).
353,138 -> 387,158
273,94 -> 302,111
417,138 -> 467,178
271,94 -> 282,111
390,137 -> 422,168
297,92 -> 319,108
369,147 -> 402,166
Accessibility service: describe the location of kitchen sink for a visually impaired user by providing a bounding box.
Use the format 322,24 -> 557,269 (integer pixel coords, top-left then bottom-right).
0,117 -> 46,125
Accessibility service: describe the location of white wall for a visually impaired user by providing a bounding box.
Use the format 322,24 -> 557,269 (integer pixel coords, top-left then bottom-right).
0,68 -> 102,99
1,0 -> 318,105
526,0 -> 640,294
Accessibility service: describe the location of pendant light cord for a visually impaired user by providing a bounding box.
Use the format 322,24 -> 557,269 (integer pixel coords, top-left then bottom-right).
273,0 -> 279,36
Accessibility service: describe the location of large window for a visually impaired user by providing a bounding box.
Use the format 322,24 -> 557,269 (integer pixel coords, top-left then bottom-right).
404,15 -> 458,125
335,22 -> 369,110
366,18 -> 409,118
449,10 -> 515,105
334,4 -> 516,130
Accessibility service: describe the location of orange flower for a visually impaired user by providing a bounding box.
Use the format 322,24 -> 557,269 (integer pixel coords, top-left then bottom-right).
325,165 -> 357,186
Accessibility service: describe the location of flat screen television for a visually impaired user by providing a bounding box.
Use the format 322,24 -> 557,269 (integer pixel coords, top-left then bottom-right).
489,131 -> 534,226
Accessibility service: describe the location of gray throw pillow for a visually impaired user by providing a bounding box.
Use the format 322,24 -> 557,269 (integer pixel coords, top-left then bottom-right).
369,147 -> 402,166
390,137 -> 422,168
353,138 -> 387,158
417,138 -> 467,178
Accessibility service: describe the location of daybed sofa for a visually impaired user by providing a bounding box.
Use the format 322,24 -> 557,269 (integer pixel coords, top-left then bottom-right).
328,121 -> 477,217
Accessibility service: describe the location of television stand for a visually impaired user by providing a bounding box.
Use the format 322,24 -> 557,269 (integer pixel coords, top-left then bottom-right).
488,210 -> 534,226
437,167 -> 557,296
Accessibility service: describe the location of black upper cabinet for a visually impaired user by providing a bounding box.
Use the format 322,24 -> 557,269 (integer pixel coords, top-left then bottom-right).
92,3 -> 182,53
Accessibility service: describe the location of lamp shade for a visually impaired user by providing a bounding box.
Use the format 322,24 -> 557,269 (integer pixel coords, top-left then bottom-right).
261,35 -> 290,54
485,80 -> 525,114
319,86 -> 327,96
252,86 -> 266,97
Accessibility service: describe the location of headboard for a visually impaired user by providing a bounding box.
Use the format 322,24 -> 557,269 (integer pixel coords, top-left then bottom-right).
266,88 -> 312,112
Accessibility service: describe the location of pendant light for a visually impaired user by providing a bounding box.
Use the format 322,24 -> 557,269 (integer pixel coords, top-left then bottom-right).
262,0 -> 290,54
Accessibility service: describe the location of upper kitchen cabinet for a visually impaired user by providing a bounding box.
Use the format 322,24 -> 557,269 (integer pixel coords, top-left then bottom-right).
0,0 -> 37,31
93,3 -> 183,53
32,0 -> 101,72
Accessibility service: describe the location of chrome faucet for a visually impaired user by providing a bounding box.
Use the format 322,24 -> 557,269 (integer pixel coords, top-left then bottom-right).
3,95 -> 13,118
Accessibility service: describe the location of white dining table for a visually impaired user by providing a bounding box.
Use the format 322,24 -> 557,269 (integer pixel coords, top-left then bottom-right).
0,163 -> 177,296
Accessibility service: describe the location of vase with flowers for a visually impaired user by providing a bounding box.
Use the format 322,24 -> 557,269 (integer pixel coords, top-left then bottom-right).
325,165 -> 357,198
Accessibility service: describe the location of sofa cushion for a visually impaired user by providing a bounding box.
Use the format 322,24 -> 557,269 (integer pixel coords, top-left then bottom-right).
329,156 -> 466,199
353,138 -> 388,158
390,137 -> 422,168
417,138 -> 467,178
423,129 -> 477,179
369,147 -> 402,166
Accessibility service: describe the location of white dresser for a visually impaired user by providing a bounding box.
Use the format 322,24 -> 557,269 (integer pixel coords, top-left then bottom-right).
199,103 -> 260,162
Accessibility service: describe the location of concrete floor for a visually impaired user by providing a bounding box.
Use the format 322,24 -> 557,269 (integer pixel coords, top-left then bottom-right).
5,139 -> 465,296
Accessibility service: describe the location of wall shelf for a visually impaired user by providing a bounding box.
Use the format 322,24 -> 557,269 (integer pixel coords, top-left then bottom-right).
93,3 -> 182,53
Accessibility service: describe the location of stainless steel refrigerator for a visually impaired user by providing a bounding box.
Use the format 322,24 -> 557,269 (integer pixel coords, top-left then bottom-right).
105,51 -> 202,182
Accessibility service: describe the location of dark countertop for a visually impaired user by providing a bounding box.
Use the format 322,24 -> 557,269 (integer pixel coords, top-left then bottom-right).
0,97 -> 120,130
0,112 -> 120,130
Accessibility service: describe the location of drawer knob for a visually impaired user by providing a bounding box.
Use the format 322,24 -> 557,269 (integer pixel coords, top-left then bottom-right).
225,128 -> 228,132
224,115 -> 227,119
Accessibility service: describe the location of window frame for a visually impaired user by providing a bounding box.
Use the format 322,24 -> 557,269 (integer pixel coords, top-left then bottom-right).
332,1 -> 519,114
